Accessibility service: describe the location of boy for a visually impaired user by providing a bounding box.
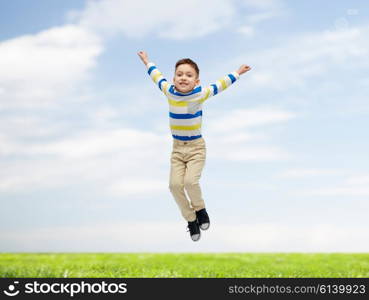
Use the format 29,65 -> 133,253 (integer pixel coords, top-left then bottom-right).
137,51 -> 251,241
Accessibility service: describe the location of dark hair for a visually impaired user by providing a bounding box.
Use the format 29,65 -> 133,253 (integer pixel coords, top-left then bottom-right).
175,58 -> 200,77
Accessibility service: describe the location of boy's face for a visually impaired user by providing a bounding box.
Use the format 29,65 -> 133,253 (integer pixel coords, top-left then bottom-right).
173,64 -> 200,93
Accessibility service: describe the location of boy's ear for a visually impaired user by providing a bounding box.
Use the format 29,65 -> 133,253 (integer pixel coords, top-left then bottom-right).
195,78 -> 200,86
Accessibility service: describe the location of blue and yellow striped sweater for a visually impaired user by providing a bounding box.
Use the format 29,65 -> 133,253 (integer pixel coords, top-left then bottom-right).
147,62 -> 240,141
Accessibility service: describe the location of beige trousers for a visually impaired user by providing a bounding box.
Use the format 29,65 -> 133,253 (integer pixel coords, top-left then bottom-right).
169,137 -> 206,222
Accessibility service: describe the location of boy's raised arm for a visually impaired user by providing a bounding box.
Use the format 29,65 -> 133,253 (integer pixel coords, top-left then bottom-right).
137,51 -> 170,95
201,64 -> 251,102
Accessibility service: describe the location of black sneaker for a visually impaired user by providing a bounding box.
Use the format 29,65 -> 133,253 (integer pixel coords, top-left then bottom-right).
196,208 -> 210,230
187,220 -> 201,241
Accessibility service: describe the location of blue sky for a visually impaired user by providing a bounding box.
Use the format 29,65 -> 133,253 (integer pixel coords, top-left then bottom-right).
1,0 -> 368,252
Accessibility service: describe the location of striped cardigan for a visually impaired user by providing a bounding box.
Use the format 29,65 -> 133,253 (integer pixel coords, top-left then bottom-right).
147,62 -> 240,141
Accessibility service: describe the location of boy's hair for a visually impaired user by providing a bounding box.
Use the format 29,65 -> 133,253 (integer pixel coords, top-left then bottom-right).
175,58 -> 200,78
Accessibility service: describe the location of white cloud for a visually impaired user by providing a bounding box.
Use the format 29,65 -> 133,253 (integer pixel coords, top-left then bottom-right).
0,114 -> 67,142
0,25 -> 102,108
26,129 -> 166,159
0,128 -> 170,194
72,0 -> 284,40
2,126 -> 167,159
277,168 -> 342,178
207,108 -> 295,133
1,221 -> 367,252
344,175 -> 369,186
235,0 -> 287,36
76,0 -> 235,40
217,132 -> 257,144
209,144 -> 289,162
107,179 -> 168,197
247,11 -> 282,24
241,0 -> 283,10
292,173 -> 369,197
229,26 -> 369,91
203,107 -> 294,162
237,25 -> 255,37
307,187 -> 369,197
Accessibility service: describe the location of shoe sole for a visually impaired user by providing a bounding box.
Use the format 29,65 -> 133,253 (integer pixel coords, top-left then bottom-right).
191,232 -> 201,241
199,223 -> 210,230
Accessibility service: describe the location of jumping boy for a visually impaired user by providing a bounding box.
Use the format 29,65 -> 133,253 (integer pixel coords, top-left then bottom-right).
137,51 -> 251,241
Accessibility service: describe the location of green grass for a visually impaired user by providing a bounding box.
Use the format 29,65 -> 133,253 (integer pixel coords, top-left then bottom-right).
0,253 -> 368,278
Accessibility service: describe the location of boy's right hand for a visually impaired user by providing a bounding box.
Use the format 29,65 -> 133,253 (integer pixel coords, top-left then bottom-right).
137,51 -> 149,65
237,64 -> 251,75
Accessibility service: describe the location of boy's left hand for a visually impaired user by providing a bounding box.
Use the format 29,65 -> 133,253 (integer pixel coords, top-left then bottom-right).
137,51 -> 149,65
237,64 -> 251,75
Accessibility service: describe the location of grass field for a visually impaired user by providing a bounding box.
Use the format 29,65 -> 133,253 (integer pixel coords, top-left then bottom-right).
0,253 -> 368,278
